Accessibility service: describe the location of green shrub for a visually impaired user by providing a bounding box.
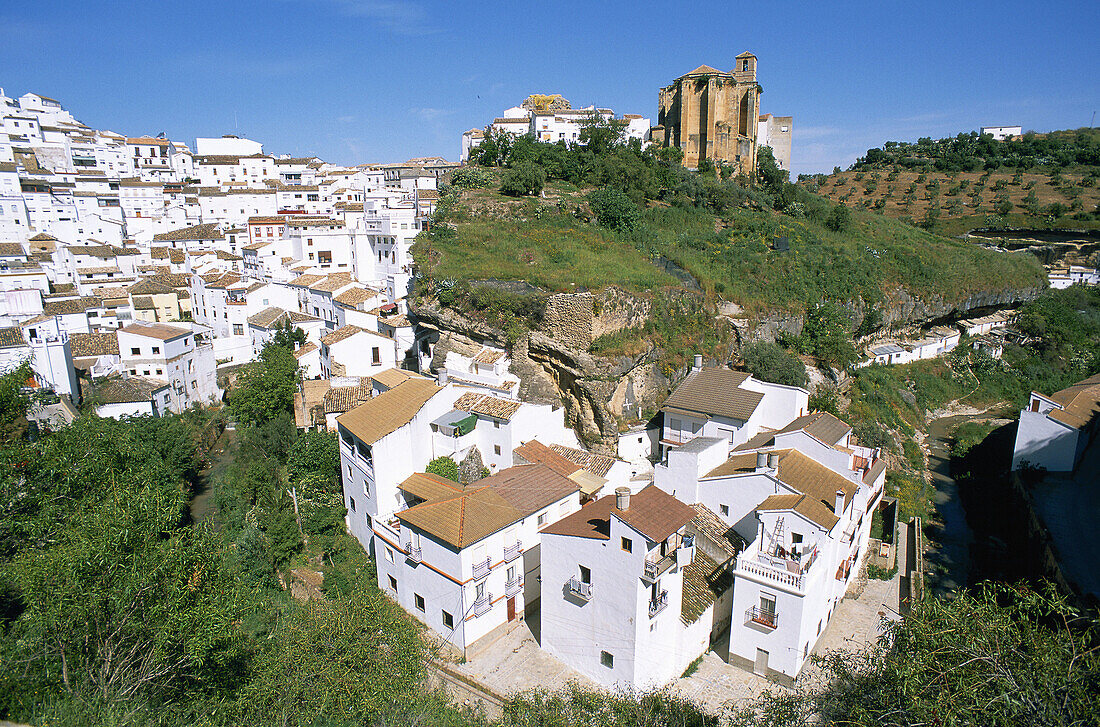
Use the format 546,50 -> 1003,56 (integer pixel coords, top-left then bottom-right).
741,340 -> 807,387
500,163 -> 546,196
426,456 -> 459,481
587,187 -> 641,233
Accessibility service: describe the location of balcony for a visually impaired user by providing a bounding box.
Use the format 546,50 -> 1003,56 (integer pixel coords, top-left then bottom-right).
567,577 -> 592,601
643,553 -> 676,582
503,540 -> 523,562
404,542 -> 422,564
747,606 -> 779,629
472,557 -> 491,580
737,554 -> 806,592
505,576 -> 522,597
473,592 -> 492,616
648,590 -> 669,618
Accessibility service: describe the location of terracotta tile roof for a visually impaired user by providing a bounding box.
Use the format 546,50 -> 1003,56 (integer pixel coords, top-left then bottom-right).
702,452 -> 759,477
93,375 -> 168,404
661,367 -> 763,421
43,296 -> 100,315
773,411 -> 851,446
337,378 -> 441,445
289,274 -> 325,288
687,504 -> 742,560
153,222 -> 223,241
323,384 -> 369,414
548,444 -> 617,478
0,243 -> 26,257
334,286 -> 379,307
309,275 -> 354,293
453,391 -> 522,421
863,458 -> 887,485
513,440 -> 582,477
150,248 -> 186,263
399,472 -> 464,502
248,216 -> 285,224
473,347 -> 506,365
1045,373 -> 1100,429
0,328 -> 26,349
119,322 -> 190,341
69,332 -> 119,357
293,342 -> 318,359
128,278 -> 176,295
396,464 -> 579,549
247,306 -> 321,329
756,493 -> 839,531
369,367 -> 428,389
542,485 -> 695,543
680,550 -> 733,626
320,325 -> 365,346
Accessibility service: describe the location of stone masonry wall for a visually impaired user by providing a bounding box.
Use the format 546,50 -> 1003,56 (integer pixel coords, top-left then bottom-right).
541,293 -> 594,351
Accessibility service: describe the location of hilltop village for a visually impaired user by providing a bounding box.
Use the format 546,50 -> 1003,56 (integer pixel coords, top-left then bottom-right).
0,52 -> 1097,726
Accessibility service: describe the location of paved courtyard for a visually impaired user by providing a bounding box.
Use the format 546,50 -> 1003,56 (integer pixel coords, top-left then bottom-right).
452,568 -> 901,713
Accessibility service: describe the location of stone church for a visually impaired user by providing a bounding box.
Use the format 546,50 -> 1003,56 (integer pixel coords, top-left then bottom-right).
654,52 -> 761,175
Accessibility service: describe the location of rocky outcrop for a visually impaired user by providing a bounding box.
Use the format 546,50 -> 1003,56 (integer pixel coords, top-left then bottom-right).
410,298 -> 669,454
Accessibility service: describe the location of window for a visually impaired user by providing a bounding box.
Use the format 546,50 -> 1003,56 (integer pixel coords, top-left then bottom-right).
579,565 -> 591,584
233,324 -> 243,335
493,420 -> 500,429
143,370 -> 151,376
621,537 -> 632,553
670,418 -> 681,431
155,369 -> 162,375
442,611 -> 454,629
537,512 -> 548,527
372,347 -> 380,364
414,594 -> 425,611
349,497 -> 356,511
601,651 -> 614,668
385,548 -> 394,564
760,594 -> 776,618
494,445 -> 501,455
506,565 -> 516,582
720,504 -> 729,516
388,575 -> 397,593
131,347 -> 141,355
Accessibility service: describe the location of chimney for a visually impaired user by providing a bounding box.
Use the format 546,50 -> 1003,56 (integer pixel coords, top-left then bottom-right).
693,354 -> 703,372
615,487 -> 630,511
756,451 -> 768,471
768,452 -> 780,470
834,490 -> 845,515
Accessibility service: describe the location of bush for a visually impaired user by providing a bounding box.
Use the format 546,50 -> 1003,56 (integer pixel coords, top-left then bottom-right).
741,341 -> 808,387
500,163 -> 546,196
825,204 -> 851,231
587,187 -> 641,233
426,456 -> 459,482
449,166 -> 494,189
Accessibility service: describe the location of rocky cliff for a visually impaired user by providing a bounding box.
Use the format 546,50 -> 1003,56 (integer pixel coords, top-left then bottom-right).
410,279 -> 1046,456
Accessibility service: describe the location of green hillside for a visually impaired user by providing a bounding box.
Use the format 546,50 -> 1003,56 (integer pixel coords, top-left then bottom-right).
414,131 -> 1045,319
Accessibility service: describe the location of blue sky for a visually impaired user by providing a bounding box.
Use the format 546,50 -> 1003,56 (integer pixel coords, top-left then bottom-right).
2,0 -> 1097,176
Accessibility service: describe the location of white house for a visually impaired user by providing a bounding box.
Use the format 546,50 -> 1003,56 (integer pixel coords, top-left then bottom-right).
319,324 -> 398,378
652,410 -> 886,685
437,346 -> 520,398
1048,266 -> 1099,289
540,486 -> 705,690
116,321 -> 220,413
659,365 -> 808,456
1011,374 -> 1100,472
980,125 -> 1022,141
93,375 -> 172,419
20,315 -> 79,400
374,465 -> 582,657
337,378 -> 464,548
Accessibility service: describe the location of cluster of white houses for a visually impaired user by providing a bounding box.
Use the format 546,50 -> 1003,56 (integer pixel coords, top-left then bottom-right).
337,362 -> 887,689
0,88 -> 458,414
1012,372 -> 1100,473
859,311 -> 1014,368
